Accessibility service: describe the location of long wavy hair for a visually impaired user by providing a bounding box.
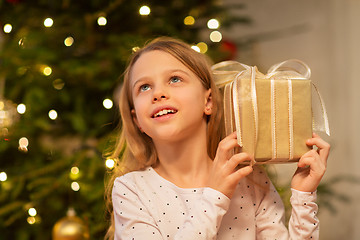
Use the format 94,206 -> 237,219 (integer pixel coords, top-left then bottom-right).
104,37 -> 224,239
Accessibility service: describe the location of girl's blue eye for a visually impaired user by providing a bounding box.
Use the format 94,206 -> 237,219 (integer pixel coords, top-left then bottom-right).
170,76 -> 182,84
140,84 -> 151,92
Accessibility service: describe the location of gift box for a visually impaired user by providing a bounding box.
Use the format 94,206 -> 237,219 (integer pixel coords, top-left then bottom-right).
212,59 -> 330,164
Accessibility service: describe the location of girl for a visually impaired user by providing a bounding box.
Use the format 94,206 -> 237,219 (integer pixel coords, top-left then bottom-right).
105,37 -> 330,240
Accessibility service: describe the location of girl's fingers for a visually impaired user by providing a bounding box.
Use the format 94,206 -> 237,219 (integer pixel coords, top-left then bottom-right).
298,150 -> 326,176
229,165 -> 253,182
227,152 -> 252,170
215,132 -> 240,163
306,134 -> 330,164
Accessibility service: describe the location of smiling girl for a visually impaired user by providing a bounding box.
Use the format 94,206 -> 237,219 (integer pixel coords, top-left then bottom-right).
105,37 -> 330,240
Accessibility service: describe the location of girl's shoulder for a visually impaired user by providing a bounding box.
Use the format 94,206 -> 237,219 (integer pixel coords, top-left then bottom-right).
114,166 -> 154,185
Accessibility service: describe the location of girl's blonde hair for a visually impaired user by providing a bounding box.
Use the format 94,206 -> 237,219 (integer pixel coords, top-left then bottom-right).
104,37 -> 223,239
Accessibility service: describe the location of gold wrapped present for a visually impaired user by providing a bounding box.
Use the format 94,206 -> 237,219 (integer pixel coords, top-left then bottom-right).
212,59 -> 330,164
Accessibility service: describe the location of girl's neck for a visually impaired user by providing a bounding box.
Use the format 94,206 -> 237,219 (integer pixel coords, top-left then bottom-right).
152,127 -> 212,188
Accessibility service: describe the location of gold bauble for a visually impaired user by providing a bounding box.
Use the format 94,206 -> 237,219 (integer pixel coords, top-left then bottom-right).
52,208 -> 89,240
0,99 -> 19,128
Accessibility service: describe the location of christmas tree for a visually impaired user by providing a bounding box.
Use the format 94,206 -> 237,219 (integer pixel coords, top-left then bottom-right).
0,0 -> 249,239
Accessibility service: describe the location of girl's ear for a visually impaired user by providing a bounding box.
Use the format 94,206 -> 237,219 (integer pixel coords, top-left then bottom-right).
131,109 -> 143,132
204,89 -> 213,115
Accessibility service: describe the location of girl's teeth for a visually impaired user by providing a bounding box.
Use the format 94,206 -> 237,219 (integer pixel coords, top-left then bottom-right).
155,109 -> 175,117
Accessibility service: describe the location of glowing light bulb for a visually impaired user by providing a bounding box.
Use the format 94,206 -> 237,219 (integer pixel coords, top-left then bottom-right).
207,19 -> 220,29
191,45 -> 200,53
18,38 -> 25,47
42,66 -> 52,76
184,16 -> 195,25
210,31 -> 222,42
71,167 -> 79,175
44,18 -> 53,27
48,110 -> 58,120
70,167 -> 80,180
28,208 -> 37,217
97,16 -> 107,26
103,99 -> 113,109
139,6 -> 151,16
3,24 -> 12,33
132,46 -> 140,53
71,182 -> 80,191
17,104 -> 26,114
18,137 -> 29,152
27,216 -> 36,224
105,158 -> 115,169
64,36 -> 74,47
0,172 -> 7,182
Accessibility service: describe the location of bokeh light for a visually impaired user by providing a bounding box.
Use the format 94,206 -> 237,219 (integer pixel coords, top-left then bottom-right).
44,18 -> 53,27
210,31 -> 222,42
0,172 -> 7,182
184,16 -> 195,25
3,24 -> 12,33
103,99 -> 113,109
64,36 -> 74,47
28,208 -> 37,217
48,110 -> 58,120
139,6 -> 151,16
196,42 -> 208,53
17,104 -> 26,114
97,16 -> 107,26
105,158 -> 115,169
207,19 -> 220,29
71,182 -> 80,191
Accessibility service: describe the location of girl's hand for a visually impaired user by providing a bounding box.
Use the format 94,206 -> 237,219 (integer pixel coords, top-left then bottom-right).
291,133 -> 330,192
207,132 -> 253,199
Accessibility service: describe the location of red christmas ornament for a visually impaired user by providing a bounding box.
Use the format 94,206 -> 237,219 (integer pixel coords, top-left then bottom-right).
219,39 -> 238,60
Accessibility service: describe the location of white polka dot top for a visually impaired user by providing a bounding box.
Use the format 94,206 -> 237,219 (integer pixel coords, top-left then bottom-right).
112,166 -> 319,240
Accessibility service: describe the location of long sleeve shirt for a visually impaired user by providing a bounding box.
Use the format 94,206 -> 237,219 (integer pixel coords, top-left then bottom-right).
112,166 -> 319,240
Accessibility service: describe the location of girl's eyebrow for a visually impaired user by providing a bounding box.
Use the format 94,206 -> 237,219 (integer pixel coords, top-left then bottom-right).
132,69 -> 191,88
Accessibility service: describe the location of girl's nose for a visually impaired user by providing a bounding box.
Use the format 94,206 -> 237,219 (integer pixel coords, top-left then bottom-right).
153,95 -> 166,102
152,85 -> 168,102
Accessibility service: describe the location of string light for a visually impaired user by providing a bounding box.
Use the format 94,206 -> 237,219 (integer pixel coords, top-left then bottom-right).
18,137 -> 29,152
41,65 -> 52,76
70,166 -> 80,180
71,182 -> 80,191
64,36 -> 74,47
184,16 -> 195,25
17,104 -> 26,114
191,45 -> 200,53
210,31 -> 222,42
105,158 -> 115,169
28,207 -> 37,217
196,42 -> 208,53
0,172 -> 7,182
103,99 -> 113,109
97,16 -> 107,26
132,46 -> 140,53
71,166 -> 79,175
18,38 -> 25,47
139,5 -> 151,16
3,24 -> 12,33
27,216 -> 36,224
48,110 -> 58,120
207,19 -> 220,29
52,79 -> 65,90
44,18 -> 53,27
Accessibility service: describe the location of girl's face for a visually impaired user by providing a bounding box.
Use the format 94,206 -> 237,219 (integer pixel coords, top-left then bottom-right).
130,50 -> 212,144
